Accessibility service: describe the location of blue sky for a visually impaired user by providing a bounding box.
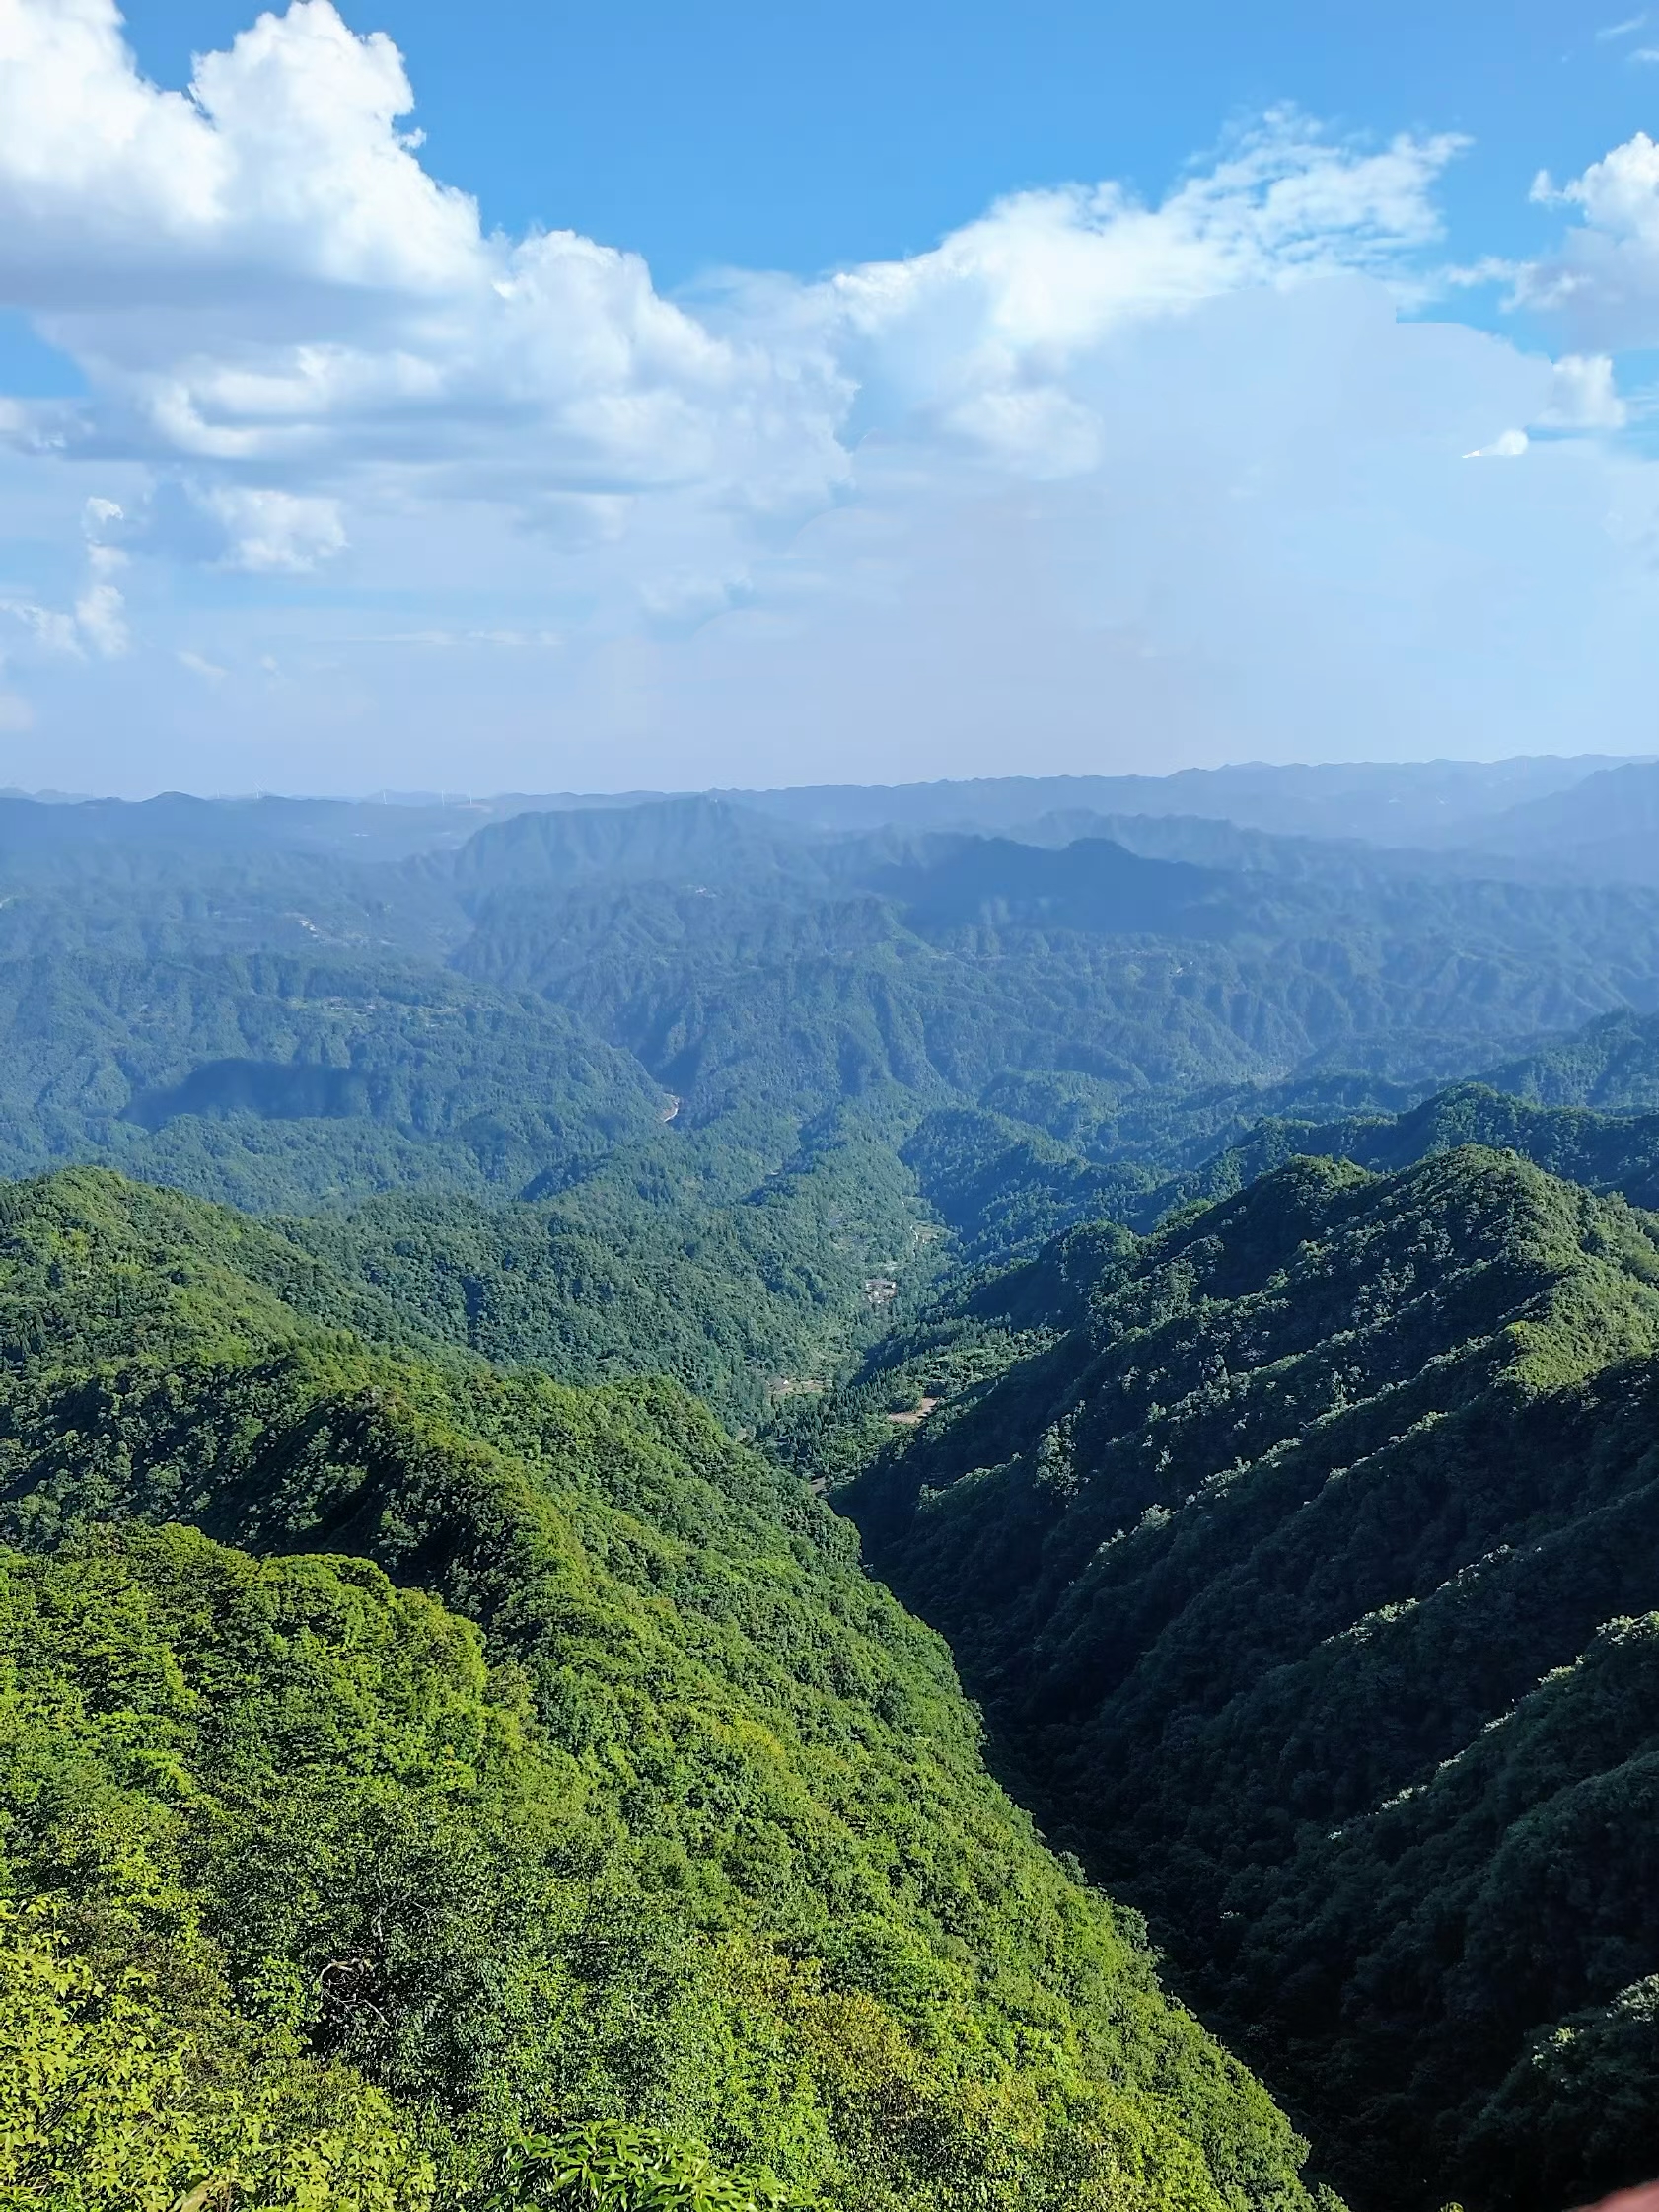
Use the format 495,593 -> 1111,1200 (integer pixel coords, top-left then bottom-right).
0,0 -> 1657,793
114,0 -> 1655,290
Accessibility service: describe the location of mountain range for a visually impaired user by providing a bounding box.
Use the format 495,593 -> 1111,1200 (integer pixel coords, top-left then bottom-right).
5,758 -> 1659,2211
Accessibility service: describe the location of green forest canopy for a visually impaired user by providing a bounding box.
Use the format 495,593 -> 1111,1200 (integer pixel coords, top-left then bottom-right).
833,1147 -> 1659,2212
4,791 -> 1659,2209
0,1166 -> 1327,2212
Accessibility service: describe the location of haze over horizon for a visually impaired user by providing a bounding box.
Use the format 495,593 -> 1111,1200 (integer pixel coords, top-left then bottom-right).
3,0 -> 1659,793
0,747 -> 1648,813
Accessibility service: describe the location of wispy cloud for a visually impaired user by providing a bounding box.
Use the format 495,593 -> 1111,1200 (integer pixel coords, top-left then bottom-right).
1463,428 -> 1529,459
0,496 -> 128,660
1597,12 -> 1647,37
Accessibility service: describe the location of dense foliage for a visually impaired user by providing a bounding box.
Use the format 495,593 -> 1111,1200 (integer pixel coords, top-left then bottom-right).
890,1011 -> 1659,1263
8,781 -> 1659,2210
14,798 -> 1658,1441
10,796 -> 1659,1223
834,1148 -> 1659,2211
0,1166 -> 1328,2211
1150,1080 -> 1659,1219
282,1101 -> 935,1424
0,954 -> 668,1207
452,829 -> 1659,1130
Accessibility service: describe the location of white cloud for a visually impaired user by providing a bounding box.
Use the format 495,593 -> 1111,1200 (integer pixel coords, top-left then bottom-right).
820,111 -> 1462,471
1598,13 -> 1649,37
0,7 -> 1462,537
0,1 -> 1652,787
1464,428 -> 1530,458
0,0 -> 474,296
1520,133 -> 1659,344
0,488 -> 128,656
73,563 -> 127,654
1535,352 -> 1627,428
0,0 -> 846,538
191,484 -> 346,572
0,597 -> 81,655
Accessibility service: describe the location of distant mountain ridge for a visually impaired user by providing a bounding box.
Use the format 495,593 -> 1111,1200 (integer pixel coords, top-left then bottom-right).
0,752 -> 1644,871
1152,1081 -> 1659,1221
10,784 -> 1659,1223
1138,1010 -> 1659,1224
728,757 -> 1645,848
1463,760 -> 1659,886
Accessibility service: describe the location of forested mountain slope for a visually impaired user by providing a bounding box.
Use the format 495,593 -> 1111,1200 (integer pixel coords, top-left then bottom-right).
9,798 -> 1659,1439
1107,1007 -> 1659,1182
1155,1082 -> 1659,1219
1479,1007 -> 1659,1111
283,1099 -> 935,1423
1119,1011 -> 1659,1227
17,794 -> 1659,1141
839,1149 -> 1659,2212
454,822 -> 1659,1117
8,779 -> 1659,2206
7,797 -> 1659,1232
0,1166 -> 1326,2212
0,954 -> 671,1208
874,1009 -> 1659,1273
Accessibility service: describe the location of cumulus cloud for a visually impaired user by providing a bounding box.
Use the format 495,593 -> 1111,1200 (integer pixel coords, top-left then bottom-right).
0,0 -> 476,297
1522,134 -> 1659,344
0,598 -> 80,656
0,5 -> 1462,522
191,484 -> 346,572
0,0 -> 1652,786
73,559 -> 128,654
1536,352 -> 1627,429
816,111 -> 1462,475
0,0 -> 849,581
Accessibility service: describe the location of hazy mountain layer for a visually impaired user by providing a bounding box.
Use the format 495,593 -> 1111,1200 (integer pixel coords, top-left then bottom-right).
729,759 -> 1638,850
1465,761 -> 1659,886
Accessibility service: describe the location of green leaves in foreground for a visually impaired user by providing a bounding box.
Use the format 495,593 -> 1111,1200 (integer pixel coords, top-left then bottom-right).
0,1907 -> 784,2212
0,1899 -> 432,2212
493,2123 -> 801,2211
